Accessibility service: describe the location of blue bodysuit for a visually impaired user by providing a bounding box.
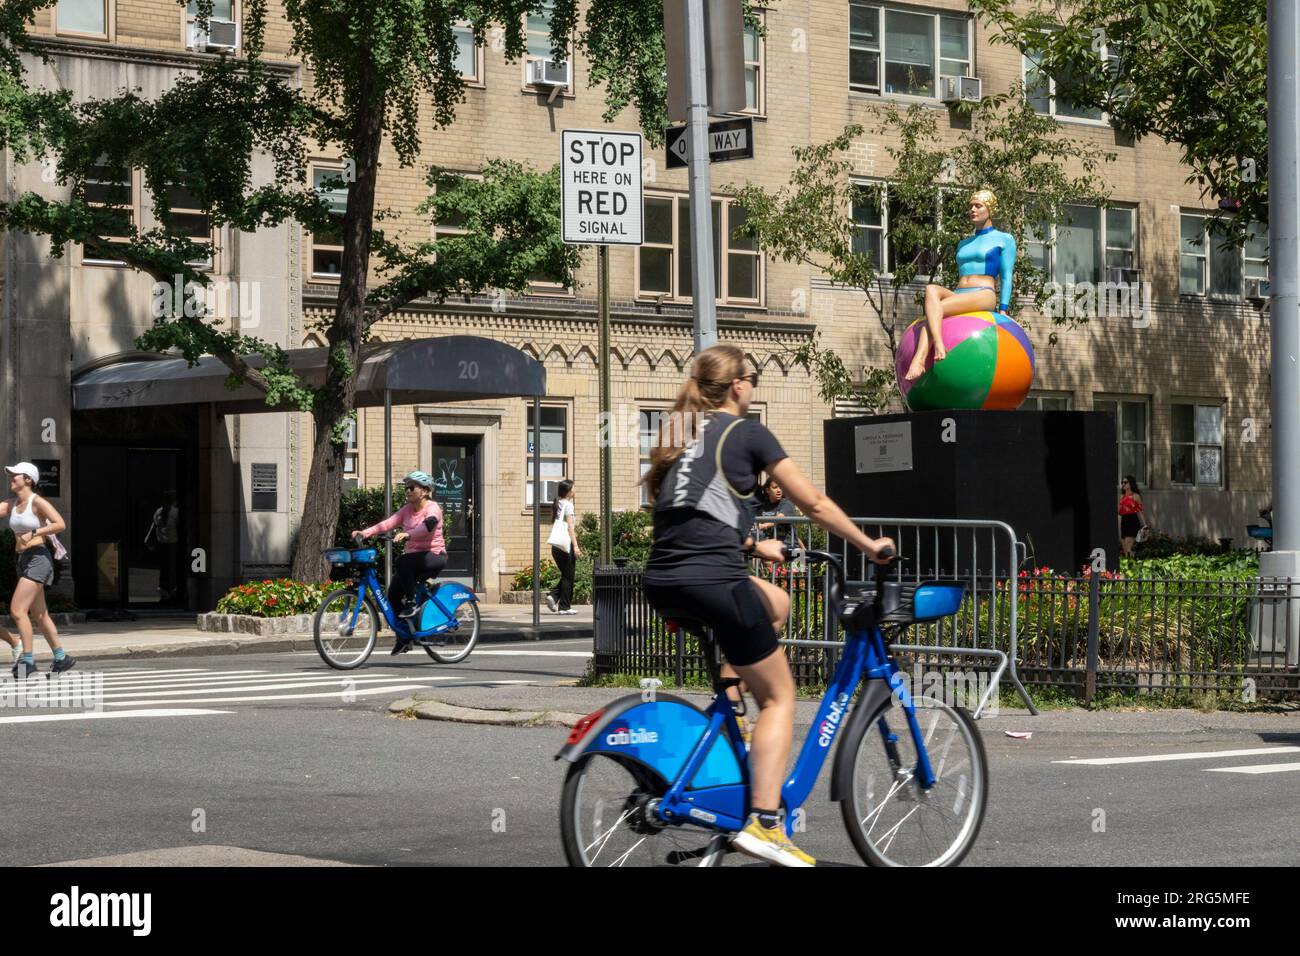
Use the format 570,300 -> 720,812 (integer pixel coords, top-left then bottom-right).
955,225 -> 1017,312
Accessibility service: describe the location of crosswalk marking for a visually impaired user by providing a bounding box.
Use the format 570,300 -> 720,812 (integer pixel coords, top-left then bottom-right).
103,679 -> 534,707
0,708 -> 232,724
466,650 -> 592,658
46,671 -> 404,691
1054,746 -> 1300,766
21,675 -> 459,703
1204,762 -> 1300,775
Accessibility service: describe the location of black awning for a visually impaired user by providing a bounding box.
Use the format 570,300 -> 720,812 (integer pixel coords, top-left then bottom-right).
72,335 -> 547,414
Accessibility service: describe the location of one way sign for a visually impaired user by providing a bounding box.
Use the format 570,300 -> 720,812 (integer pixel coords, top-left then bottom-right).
665,117 -> 754,169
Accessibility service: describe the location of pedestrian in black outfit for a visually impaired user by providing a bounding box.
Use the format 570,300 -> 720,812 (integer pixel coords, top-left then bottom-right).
546,480 -> 581,614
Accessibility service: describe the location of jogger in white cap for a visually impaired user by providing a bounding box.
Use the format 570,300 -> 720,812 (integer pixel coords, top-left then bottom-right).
1,462 -> 74,678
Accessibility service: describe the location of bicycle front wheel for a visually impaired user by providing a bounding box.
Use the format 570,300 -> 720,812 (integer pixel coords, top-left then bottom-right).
840,696 -> 988,867
426,600 -> 480,664
560,754 -> 731,867
314,589 -> 379,670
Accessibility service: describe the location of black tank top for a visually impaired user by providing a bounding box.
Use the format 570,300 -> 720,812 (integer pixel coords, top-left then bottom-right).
643,411 -> 787,586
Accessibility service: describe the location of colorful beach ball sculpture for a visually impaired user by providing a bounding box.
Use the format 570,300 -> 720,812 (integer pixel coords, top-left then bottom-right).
895,310 -> 1035,411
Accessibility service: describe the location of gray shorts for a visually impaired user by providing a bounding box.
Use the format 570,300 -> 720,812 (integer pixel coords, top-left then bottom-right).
16,547 -> 54,586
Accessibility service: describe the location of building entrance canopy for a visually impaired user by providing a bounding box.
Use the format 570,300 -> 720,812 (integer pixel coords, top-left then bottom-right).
72,335 -> 551,620
72,335 -> 546,413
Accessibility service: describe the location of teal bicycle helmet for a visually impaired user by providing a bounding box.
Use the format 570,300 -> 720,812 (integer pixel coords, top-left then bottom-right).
404,470 -> 434,489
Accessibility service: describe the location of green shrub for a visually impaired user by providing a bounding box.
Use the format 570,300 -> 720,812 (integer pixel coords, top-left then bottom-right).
336,484 -> 409,563
215,578 -> 349,617
574,510 -> 654,567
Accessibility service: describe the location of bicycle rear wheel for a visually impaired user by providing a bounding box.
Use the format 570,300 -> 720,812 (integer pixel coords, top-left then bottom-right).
314,589 -> 379,670
560,753 -> 732,867
840,696 -> 987,867
426,600 -> 480,664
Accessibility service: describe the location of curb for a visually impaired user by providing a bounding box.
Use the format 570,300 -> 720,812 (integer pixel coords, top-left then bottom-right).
388,695 -> 585,728
36,624 -> 592,663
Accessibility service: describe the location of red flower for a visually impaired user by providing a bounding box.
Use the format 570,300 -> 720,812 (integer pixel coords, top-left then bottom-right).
267,597 -> 278,606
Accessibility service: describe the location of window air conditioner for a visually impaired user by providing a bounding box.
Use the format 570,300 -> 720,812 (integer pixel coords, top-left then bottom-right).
189,19 -> 238,52
528,58 -> 571,87
940,75 -> 981,104
1245,278 -> 1271,301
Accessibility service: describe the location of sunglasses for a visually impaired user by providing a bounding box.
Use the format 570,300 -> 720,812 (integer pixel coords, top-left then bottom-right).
739,371 -> 760,388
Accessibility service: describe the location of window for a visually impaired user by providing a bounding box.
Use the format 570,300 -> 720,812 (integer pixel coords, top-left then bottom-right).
849,181 -> 941,277
1023,39 -> 1106,121
639,408 -> 667,507
525,404 -> 569,507
1032,205 -> 1136,285
1094,397 -> 1148,488
637,195 -> 762,304
83,161 -> 135,265
453,20 -> 482,83
524,0 -> 571,89
57,0 -> 107,38
1179,212 -> 1266,297
1171,402 -> 1224,488
162,181 -> 215,271
743,15 -> 764,114
1025,391 -> 1073,411
311,165 -> 348,279
848,4 -> 972,99
186,1 -> 238,51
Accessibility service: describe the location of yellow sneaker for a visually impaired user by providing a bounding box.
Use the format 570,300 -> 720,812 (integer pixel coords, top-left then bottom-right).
732,815 -> 815,867
735,715 -> 753,748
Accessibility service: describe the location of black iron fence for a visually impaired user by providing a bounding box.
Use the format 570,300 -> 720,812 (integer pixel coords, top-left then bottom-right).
594,519 -> 1300,704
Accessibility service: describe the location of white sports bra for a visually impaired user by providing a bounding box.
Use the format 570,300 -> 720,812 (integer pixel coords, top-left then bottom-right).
9,497 -> 41,534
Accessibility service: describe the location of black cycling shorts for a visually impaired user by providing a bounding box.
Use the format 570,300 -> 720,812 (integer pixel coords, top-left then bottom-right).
642,577 -> 780,667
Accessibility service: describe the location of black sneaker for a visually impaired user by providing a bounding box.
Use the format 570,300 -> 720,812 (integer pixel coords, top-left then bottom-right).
51,656 -> 77,675
390,638 -> 411,655
11,660 -> 39,679
397,602 -> 421,620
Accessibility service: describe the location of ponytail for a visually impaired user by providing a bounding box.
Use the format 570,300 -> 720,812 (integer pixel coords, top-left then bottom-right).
642,344 -> 748,502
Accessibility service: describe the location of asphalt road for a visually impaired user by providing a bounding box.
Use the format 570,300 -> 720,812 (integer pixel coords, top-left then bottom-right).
1,644 -> 1298,867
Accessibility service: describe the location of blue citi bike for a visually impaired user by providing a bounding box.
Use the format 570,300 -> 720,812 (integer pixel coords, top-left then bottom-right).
556,548 -> 989,866
314,533 -> 480,670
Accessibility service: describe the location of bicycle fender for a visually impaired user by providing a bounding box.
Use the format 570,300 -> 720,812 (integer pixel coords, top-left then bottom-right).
555,694 -> 745,790
829,678 -> 896,802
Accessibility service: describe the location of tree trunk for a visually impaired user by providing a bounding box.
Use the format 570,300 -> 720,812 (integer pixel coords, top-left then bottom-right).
290,62 -> 387,583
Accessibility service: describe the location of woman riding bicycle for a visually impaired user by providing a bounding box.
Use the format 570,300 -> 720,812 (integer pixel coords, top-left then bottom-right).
352,470 -> 446,654
640,344 -> 894,867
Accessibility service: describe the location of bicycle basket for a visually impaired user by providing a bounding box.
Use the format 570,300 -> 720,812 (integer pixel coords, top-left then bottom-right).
350,548 -> 378,564
910,581 -> 966,622
324,548 -> 352,565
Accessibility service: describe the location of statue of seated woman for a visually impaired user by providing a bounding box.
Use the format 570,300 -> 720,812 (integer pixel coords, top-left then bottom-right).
905,188 -> 1017,382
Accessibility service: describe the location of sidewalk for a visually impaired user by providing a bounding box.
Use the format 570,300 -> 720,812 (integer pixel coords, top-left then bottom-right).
0,605 -> 592,663
393,683 -> 1300,735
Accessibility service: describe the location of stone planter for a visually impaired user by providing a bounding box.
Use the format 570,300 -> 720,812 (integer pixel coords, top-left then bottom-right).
500,590 -> 588,606
196,612 -> 337,636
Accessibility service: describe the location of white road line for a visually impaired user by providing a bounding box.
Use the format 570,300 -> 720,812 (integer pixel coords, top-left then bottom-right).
25,675 -> 458,703
101,678 -> 536,707
52,672 -> 374,690
103,684 -> 448,706
1054,746 -> 1300,766
462,650 -> 592,658
0,708 -> 233,724
1205,762 -> 1300,775
60,670 -> 270,686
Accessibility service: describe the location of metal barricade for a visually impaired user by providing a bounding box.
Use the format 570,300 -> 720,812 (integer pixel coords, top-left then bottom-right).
751,515 -> 1036,717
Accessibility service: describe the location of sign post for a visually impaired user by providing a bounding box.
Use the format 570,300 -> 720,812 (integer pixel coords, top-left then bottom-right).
561,130 -> 644,566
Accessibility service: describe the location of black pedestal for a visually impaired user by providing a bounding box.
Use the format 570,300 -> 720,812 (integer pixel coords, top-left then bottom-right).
824,410 -> 1118,574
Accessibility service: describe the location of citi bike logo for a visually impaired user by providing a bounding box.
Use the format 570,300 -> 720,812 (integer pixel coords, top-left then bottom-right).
818,692 -> 851,748
605,726 -> 660,746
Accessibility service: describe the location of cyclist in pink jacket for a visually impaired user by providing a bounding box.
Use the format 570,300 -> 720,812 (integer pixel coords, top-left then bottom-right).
353,470 -> 446,653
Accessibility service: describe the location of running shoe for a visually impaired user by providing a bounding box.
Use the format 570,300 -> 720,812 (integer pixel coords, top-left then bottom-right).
732,815 -> 815,867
